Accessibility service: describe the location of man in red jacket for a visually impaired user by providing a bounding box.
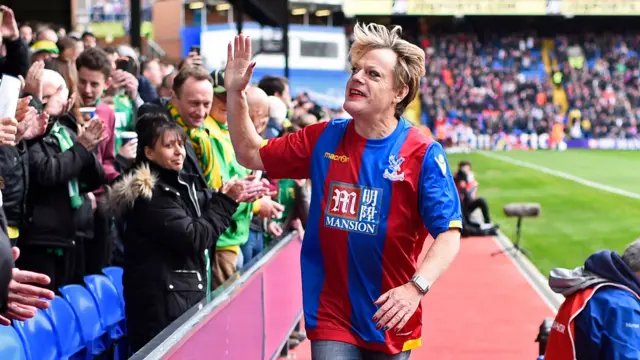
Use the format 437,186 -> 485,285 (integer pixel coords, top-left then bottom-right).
545,240 -> 640,360
76,48 -> 119,185
76,47 -> 119,273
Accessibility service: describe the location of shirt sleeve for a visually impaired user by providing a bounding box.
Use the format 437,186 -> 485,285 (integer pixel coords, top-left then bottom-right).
259,121 -> 328,180
418,142 -> 462,238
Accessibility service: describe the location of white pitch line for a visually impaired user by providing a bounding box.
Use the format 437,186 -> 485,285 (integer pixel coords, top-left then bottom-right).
478,151 -> 640,201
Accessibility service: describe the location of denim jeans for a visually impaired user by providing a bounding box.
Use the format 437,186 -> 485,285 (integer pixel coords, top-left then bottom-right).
240,230 -> 264,268
311,340 -> 412,360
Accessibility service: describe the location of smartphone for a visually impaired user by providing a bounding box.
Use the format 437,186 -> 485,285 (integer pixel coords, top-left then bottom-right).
190,45 -> 201,55
115,57 -> 135,75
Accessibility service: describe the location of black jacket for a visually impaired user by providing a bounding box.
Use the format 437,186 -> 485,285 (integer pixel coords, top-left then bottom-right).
0,142 -> 29,230
0,211 -> 13,314
108,162 -> 237,351
137,98 -> 209,192
21,115 -> 105,247
0,37 -> 29,79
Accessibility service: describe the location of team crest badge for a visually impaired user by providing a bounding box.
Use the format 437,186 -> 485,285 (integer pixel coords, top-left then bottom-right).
383,155 -> 405,182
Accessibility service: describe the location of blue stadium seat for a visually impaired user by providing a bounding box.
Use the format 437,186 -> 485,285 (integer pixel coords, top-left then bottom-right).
13,309 -> 58,360
45,296 -> 85,360
0,324 -> 27,360
59,285 -> 108,357
84,275 -> 125,339
102,266 -> 124,310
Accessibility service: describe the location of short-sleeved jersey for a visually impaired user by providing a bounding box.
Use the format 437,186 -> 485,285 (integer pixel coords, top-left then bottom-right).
260,118 -> 462,354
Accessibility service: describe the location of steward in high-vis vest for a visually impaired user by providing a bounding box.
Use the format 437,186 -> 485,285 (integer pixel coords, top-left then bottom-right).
544,243 -> 640,360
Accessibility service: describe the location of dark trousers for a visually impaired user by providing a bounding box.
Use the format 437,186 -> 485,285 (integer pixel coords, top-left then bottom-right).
465,197 -> 491,224
85,201 -> 114,274
16,241 -> 85,292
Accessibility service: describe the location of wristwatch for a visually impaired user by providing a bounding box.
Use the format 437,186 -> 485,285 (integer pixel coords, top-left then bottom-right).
410,275 -> 431,295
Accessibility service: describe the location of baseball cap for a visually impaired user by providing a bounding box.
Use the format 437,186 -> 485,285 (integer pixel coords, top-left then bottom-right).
211,69 -> 226,94
31,40 -> 59,55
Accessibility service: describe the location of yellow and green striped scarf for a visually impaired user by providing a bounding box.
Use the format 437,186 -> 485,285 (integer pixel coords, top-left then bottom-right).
168,103 -> 217,189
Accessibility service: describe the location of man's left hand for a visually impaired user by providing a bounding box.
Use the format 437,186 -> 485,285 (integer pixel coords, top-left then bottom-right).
372,282 -> 423,332
0,247 -> 55,326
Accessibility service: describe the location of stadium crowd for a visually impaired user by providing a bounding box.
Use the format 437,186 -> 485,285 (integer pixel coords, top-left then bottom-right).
415,29 -> 640,145
0,4 -> 317,353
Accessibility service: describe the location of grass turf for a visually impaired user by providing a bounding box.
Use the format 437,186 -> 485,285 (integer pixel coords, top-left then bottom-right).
446,150 -> 640,277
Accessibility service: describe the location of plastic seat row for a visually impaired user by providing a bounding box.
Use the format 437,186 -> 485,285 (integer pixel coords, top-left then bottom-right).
0,267 -> 126,360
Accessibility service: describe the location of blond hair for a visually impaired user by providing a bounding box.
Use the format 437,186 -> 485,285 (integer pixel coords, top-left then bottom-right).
350,22 -> 425,118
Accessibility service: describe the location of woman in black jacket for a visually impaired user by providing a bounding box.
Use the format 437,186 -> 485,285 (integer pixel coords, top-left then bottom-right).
108,113 -> 244,353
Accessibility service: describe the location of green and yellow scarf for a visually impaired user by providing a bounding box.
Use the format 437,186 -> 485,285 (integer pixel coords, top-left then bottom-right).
168,103 -> 217,189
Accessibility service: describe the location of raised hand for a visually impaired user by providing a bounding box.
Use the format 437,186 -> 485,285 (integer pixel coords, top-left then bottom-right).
0,6 -> 18,41
224,34 -> 256,92
0,117 -> 18,146
44,85 -> 69,117
17,110 -> 49,141
23,61 -> 45,99
77,118 -> 106,150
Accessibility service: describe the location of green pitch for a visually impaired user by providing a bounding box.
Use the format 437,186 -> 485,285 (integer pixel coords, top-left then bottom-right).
446,150 -> 640,277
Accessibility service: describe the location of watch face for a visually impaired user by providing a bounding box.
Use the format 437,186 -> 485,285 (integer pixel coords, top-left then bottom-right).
413,276 -> 429,292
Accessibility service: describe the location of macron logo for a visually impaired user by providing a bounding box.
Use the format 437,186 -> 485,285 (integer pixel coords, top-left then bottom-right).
626,322 -> 640,329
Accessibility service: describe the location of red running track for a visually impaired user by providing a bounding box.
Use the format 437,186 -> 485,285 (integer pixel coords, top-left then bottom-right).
281,236 -> 555,360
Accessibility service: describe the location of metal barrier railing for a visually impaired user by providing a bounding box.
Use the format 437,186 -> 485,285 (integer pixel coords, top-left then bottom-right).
130,232 -> 303,360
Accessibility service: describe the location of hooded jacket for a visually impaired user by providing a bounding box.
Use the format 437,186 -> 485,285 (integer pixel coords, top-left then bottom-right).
545,250 -> 640,360
108,162 -> 237,352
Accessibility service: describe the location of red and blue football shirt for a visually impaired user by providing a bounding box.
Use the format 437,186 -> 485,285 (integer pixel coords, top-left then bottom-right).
260,117 -> 462,354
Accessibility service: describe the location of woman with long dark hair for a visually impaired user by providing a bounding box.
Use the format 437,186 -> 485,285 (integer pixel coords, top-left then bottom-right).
108,113 -> 247,352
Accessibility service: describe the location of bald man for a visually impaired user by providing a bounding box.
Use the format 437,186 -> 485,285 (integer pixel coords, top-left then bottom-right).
246,86 -> 269,135
37,28 -> 58,43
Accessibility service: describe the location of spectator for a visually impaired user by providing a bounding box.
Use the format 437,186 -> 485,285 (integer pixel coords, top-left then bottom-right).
36,28 -> 58,43
157,71 -> 176,98
116,45 -> 158,103
30,40 -> 58,63
545,239 -> 640,359
204,74 -> 281,280
138,66 -> 214,192
108,113 -> 243,352
264,95 -> 288,139
76,47 -> 122,274
81,31 -> 97,49
57,36 -> 83,63
141,58 -> 163,89
242,86 -> 279,266
18,102 -> 106,291
258,75 -> 292,110
18,23 -> 32,46
76,47 -> 119,184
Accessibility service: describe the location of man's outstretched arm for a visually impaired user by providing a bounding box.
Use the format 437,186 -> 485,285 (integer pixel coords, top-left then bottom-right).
225,34 -> 265,171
